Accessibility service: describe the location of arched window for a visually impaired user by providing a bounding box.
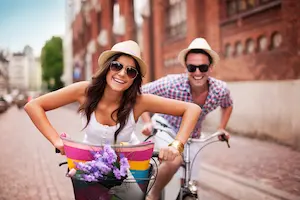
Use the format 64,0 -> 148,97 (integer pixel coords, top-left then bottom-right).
235,41 -> 243,56
270,32 -> 282,49
258,35 -> 268,52
245,39 -> 255,54
224,43 -> 233,58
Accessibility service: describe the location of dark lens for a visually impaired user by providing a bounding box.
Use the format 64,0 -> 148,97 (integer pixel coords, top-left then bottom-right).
199,64 -> 209,72
110,62 -> 123,72
187,64 -> 197,72
126,67 -> 138,79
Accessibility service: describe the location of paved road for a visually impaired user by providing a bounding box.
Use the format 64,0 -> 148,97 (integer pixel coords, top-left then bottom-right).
1,105 -> 299,200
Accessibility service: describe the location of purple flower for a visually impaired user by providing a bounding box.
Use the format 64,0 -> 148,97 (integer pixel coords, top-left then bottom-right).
82,174 -> 97,182
95,160 -> 111,175
120,157 -> 129,168
113,168 -> 121,180
101,145 -> 117,165
93,171 -> 103,179
72,144 -> 128,182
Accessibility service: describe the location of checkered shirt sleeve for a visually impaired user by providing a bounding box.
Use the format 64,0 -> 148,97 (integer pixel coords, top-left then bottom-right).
220,87 -> 233,108
141,76 -> 170,97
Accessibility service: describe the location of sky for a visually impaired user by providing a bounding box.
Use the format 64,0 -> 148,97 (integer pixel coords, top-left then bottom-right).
0,0 -> 66,57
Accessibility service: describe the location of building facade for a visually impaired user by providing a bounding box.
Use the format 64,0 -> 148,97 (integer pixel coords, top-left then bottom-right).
71,0 -> 137,82
8,46 -> 41,91
142,0 -> 300,81
0,52 -> 9,95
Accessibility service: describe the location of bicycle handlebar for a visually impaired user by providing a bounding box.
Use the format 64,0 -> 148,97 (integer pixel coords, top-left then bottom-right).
152,125 -> 230,148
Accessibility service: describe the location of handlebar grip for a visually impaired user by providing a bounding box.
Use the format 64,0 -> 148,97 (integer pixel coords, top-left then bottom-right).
152,151 -> 159,158
220,134 -> 230,148
55,148 -> 61,153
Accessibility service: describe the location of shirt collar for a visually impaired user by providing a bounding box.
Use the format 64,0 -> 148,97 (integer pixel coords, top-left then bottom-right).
179,74 -> 215,94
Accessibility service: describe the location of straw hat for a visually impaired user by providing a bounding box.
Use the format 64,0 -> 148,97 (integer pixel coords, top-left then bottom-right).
178,38 -> 220,67
97,40 -> 147,77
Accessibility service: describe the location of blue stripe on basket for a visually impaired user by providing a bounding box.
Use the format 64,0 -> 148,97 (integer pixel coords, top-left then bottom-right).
130,169 -> 150,183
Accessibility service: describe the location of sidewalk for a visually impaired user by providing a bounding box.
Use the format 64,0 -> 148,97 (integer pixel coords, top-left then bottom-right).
195,134 -> 300,200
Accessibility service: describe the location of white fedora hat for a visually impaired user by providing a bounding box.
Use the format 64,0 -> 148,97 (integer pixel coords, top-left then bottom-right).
178,38 -> 220,67
98,40 -> 147,77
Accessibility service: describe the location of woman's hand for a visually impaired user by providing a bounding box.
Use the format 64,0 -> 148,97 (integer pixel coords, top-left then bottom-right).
53,138 -> 65,155
159,146 -> 180,161
141,122 -> 154,136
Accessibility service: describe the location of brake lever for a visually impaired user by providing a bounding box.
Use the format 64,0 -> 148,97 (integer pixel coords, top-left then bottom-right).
220,134 -> 230,148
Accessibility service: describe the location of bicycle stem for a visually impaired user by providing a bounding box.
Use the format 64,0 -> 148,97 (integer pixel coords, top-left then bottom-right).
184,139 -> 192,188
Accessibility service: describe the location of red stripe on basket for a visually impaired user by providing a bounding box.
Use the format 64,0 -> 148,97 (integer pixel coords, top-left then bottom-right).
64,145 -> 154,161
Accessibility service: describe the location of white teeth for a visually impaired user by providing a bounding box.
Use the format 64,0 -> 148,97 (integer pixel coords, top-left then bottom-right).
113,77 -> 125,84
193,76 -> 204,80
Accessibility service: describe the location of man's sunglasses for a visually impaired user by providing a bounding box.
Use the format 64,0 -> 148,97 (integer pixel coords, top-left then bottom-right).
110,61 -> 139,79
186,64 -> 210,73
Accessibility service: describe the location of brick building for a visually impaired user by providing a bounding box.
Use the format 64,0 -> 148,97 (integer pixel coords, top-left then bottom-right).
71,0 -> 137,82
142,0 -> 300,81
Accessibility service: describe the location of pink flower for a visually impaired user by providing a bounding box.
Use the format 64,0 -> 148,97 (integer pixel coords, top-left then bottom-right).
60,132 -> 70,139
67,168 -> 77,177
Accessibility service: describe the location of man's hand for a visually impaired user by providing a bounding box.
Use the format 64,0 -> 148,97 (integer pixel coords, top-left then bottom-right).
218,129 -> 230,141
141,122 -> 154,136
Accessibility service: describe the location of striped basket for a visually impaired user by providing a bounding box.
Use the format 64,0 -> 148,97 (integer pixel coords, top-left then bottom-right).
61,136 -> 155,200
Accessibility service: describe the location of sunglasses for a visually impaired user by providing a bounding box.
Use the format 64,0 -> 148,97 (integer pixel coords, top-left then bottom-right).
110,61 -> 139,79
186,64 -> 210,73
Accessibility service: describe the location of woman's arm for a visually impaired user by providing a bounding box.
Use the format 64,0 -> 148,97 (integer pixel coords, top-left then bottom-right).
135,94 -> 201,145
24,81 -> 89,151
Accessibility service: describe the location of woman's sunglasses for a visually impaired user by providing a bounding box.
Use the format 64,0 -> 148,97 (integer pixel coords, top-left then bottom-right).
110,61 -> 139,79
186,64 -> 210,73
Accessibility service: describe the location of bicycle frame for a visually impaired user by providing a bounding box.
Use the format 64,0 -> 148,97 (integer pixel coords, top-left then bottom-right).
148,125 -> 229,200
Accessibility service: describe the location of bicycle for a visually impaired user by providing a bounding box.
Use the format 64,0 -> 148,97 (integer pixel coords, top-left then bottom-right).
144,125 -> 230,200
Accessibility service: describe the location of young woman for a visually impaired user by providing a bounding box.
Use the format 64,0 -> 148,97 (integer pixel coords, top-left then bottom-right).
24,40 -> 201,162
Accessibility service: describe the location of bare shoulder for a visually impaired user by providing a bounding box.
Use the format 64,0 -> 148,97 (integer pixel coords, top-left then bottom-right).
67,81 -> 90,103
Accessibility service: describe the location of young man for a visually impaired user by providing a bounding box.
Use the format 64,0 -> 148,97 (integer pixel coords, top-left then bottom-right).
142,38 -> 233,200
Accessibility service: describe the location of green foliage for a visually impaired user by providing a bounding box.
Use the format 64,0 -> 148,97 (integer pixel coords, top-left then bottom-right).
41,36 -> 64,91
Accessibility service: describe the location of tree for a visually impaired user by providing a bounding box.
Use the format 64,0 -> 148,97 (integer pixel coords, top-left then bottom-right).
41,36 -> 64,91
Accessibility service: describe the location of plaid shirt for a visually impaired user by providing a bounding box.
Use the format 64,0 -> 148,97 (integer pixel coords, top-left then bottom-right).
142,73 -> 233,138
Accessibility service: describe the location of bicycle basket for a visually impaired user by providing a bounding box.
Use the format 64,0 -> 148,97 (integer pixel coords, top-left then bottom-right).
61,137 -> 156,200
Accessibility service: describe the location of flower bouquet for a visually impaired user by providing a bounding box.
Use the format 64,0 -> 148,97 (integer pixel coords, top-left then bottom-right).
68,144 -> 130,190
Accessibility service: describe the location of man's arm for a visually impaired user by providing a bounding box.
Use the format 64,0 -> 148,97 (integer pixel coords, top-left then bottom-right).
218,106 -> 233,130
218,87 -> 233,138
140,76 -> 170,135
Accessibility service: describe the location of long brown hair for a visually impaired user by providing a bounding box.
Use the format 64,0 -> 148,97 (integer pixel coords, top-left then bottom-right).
78,53 -> 143,143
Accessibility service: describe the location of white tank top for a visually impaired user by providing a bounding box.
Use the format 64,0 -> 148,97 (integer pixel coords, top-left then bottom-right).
81,110 -> 139,145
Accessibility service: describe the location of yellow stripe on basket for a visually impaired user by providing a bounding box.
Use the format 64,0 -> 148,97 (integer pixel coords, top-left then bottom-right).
128,160 -> 150,170
67,158 -> 150,171
67,158 -> 87,170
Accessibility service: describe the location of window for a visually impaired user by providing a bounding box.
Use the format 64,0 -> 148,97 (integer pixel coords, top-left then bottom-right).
226,0 -> 277,17
226,0 -> 255,16
258,36 -> 268,51
245,39 -> 255,54
270,32 -> 282,49
224,44 -> 233,58
165,0 -> 187,39
235,41 -> 243,56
